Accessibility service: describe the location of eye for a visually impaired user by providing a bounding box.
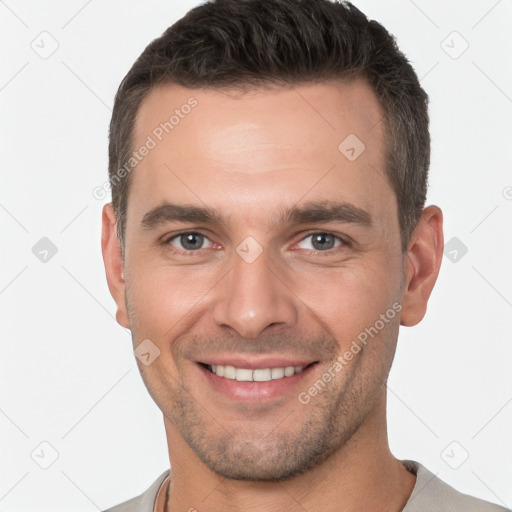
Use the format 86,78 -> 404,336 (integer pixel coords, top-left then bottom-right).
166,231 -> 214,252
296,232 -> 345,252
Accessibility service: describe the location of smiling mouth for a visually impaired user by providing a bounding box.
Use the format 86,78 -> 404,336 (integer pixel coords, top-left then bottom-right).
199,362 -> 318,382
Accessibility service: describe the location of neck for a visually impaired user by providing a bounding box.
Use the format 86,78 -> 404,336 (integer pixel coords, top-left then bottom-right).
163,391 -> 416,511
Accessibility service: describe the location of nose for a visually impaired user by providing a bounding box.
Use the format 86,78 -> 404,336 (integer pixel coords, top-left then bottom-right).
212,246 -> 298,339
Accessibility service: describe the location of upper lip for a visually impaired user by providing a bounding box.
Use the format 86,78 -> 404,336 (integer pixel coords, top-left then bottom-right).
197,355 -> 317,369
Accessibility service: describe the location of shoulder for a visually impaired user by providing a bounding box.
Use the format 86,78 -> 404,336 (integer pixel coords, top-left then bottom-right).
102,469 -> 170,512
402,460 -> 510,512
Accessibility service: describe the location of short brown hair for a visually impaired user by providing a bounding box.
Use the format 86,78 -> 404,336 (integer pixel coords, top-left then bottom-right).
108,0 -> 430,255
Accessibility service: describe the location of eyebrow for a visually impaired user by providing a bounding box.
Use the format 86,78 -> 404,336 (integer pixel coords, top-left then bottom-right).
140,200 -> 372,230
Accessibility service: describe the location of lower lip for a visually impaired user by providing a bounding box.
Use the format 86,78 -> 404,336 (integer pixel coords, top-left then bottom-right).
197,363 -> 318,403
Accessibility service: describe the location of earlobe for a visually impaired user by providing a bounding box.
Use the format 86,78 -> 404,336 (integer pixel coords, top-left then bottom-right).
101,203 -> 131,329
400,205 -> 444,327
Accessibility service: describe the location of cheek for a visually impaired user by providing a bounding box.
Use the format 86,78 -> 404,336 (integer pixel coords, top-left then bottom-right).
125,262 -> 222,335
286,258 -> 401,344
125,245 -> 402,344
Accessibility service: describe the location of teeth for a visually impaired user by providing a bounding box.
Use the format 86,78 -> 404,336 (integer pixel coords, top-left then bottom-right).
271,367 -> 285,379
224,365 -> 236,379
235,368 -> 253,381
284,366 -> 295,377
253,368 -> 272,381
208,363 -> 306,381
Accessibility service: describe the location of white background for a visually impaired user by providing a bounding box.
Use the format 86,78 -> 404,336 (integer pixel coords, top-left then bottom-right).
0,0 -> 511,510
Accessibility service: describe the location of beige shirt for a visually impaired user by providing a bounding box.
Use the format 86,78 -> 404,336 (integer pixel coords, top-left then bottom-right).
103,459 -> 510,511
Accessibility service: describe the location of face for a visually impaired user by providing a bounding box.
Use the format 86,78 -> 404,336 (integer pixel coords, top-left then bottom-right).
109,80 -> 409,480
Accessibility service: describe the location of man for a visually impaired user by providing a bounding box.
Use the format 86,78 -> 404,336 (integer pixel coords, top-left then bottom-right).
100,0 -> 508,510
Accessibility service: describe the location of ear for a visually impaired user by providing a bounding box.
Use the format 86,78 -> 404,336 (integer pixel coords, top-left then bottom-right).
400,205 -> 444,327
101,203 -> 131,329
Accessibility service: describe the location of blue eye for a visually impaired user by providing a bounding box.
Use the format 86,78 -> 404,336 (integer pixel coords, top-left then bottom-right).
297,233 -> 344,251
162,231 -> 347,256
167,232 -> 214,251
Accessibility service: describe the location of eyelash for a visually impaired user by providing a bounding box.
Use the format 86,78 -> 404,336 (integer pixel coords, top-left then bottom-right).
162,230 -> 350,256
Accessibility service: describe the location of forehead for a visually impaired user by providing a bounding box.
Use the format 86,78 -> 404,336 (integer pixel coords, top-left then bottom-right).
133,79 -> 384,160
128,79 -> 393,228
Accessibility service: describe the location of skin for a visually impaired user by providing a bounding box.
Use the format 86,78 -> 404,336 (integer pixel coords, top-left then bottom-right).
102,80 -> 444,511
